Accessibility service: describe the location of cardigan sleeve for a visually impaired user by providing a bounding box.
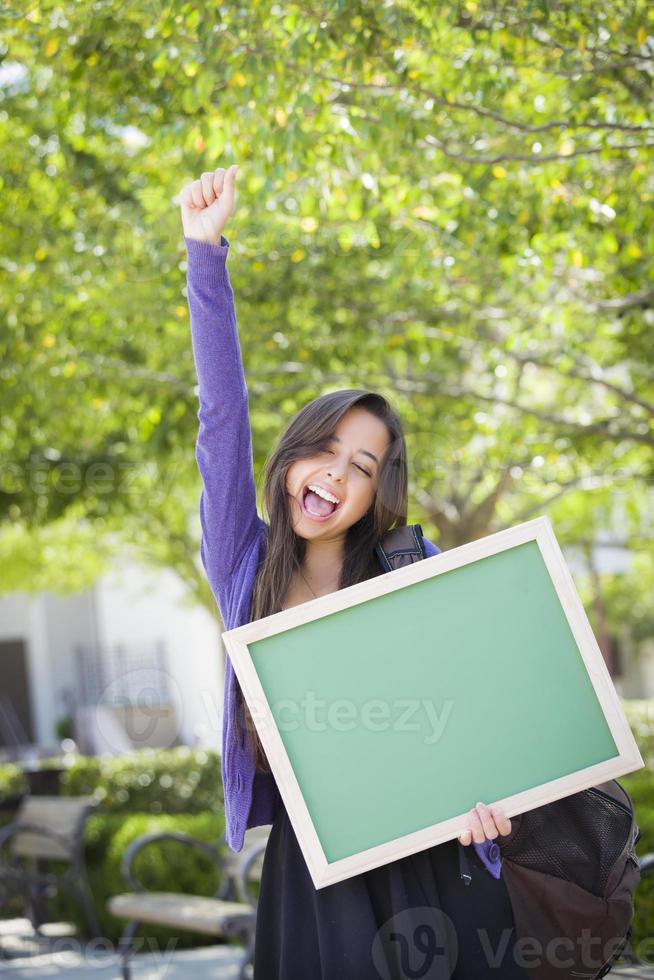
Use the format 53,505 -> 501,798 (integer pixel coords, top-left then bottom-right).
184,235 -> 266,603
422,536 -> 441,558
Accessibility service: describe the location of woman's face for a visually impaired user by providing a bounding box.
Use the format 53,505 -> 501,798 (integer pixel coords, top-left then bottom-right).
285,407 -> 392,540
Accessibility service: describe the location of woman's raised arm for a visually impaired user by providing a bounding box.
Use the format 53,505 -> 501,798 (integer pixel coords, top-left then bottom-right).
180,165 -> 265,605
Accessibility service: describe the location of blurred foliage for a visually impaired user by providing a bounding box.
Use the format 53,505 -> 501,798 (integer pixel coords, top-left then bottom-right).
624,761 -> 654,960
54,809 -> 228,947
0,749 -> 228,945
624,700 -> 654,778
0,747 -> 223,810
55,715 -> 74,741
608,701 -> 654,957
602,555 -> 654,644
0,2 -> 653,646
59,747 -> 223,814
0,762 -> 27,802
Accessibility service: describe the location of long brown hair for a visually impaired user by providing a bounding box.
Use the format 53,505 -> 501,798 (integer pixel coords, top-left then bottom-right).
236,388 -> 409,772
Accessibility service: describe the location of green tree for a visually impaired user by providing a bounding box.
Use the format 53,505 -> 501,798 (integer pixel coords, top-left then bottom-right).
1,1 -> 652,641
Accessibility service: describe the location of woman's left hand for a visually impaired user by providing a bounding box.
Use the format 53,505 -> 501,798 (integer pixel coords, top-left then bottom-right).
458,801 -> 511,845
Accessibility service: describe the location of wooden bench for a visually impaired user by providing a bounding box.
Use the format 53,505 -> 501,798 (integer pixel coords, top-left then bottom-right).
108,824 -> 271,980
0,795 -> 100,939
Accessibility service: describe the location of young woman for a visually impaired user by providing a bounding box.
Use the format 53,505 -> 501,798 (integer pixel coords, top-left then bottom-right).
179,165 -> 528,979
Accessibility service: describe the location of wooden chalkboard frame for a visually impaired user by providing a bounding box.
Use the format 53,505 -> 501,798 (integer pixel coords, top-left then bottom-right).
222,515 -> 643,889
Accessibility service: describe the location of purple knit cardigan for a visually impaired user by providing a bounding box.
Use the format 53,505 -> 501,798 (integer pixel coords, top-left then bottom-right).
184,234 -> 502,880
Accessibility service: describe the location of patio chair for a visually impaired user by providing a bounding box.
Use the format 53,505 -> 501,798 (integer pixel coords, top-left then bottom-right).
0,795 -> 100,943
108,824 -> 271,980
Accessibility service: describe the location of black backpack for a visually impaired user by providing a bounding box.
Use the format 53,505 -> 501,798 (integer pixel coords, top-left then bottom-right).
375,524 -> 642,980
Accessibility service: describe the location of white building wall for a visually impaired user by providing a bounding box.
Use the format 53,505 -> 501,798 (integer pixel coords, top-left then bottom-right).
41,590 -> 98,741
0,590 -> 97,746
0,560 -> 225,752
94,559 -> 224,749
0,594 -> 40,742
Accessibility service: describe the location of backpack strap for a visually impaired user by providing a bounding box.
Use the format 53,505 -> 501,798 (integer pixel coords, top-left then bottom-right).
375,524 -> 427,572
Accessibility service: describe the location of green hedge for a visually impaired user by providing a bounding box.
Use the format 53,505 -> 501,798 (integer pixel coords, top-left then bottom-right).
620,700 -> 654,961
0,749 -> 230,947
52,809 -> 231,949
0,762 -> 27,802
0,747 -> 223,815
621,769 -> 654,961
60,747 -> 223,814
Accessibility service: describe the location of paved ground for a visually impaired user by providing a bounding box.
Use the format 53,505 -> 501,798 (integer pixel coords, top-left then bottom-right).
1,949 -> 252,979
2,918 -> 653,978
0,920 -> 252,979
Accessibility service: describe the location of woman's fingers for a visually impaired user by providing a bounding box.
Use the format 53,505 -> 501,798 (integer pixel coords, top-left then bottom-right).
179,177 -> 212,210
179,166 -> 237,212
179,184 -> 196,209
458,802 -> 512,845
474,802 -> 498,841
466,805 -> 488,843
190,180 -> 205,209
215,166 -> 238,220
200,171 -> 217,206
212,167 -> 226,197
178,164 -> 240,245
492,805 -> 512,838
458,807 -> 482,845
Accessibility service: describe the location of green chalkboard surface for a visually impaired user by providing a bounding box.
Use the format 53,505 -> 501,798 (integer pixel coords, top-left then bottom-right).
249,539 -> 616,862
223,516 -> 643,888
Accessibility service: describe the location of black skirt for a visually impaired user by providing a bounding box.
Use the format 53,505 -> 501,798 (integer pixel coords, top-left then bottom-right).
253,799 -> 529,980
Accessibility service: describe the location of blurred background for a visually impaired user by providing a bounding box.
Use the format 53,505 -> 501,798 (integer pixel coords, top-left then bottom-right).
0,0 -> 653,970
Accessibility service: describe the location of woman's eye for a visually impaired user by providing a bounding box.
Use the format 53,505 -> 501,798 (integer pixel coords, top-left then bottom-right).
321,448 -> 370,477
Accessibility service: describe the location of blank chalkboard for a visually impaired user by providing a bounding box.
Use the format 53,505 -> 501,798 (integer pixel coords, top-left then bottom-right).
222,516 -> 643,889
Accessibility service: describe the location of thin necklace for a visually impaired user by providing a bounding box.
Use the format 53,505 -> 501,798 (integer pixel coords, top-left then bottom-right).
298,564 -> 340,599
298,567 -> 318,598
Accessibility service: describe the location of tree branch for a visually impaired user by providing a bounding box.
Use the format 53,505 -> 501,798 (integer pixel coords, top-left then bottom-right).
593,287 -> 654,313
419,134 -> 653,166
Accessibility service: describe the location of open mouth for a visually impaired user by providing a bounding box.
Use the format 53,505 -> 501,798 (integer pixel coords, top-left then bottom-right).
301,485 -> 343,522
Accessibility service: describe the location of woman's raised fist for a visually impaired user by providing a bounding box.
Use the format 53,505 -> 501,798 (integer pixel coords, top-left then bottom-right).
179,164 -> 239,245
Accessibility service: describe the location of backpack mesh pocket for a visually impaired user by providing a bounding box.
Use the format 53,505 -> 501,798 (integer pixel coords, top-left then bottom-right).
502,787 -> 632,896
